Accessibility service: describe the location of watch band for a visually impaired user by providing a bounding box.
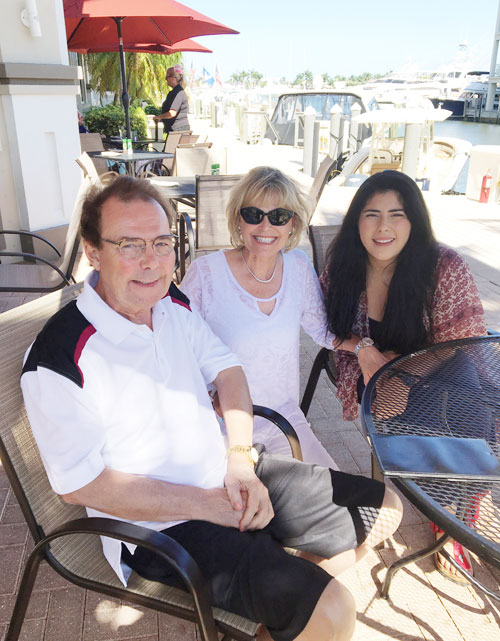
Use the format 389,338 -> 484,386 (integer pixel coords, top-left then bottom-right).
354,337 -> 374,357
227,445 -> 259,466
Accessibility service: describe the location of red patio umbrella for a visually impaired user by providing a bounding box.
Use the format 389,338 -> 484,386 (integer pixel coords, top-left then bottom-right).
64,0 -> 238,137
71,38 -> 213,55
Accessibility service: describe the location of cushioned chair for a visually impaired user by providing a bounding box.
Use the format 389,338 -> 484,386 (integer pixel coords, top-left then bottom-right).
0,176 -> 92,293
300,224 -> 342,416
0,284 -> 301,641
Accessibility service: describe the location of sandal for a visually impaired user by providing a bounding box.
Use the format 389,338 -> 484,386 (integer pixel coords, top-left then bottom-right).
431,524 -> 473,584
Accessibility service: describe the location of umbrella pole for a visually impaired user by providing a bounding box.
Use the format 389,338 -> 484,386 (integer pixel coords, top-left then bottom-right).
113,17 -> 131,141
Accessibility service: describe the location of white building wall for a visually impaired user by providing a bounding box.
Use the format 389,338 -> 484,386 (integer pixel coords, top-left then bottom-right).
0,0 -> 81,255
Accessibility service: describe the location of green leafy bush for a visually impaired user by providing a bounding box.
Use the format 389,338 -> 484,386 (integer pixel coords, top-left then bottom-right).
144,104 -> 161,115
129,106 -> 149,138
84,104 -> 149,138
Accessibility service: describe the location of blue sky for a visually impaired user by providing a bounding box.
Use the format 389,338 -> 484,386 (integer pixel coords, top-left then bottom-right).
182,0 -> 499,81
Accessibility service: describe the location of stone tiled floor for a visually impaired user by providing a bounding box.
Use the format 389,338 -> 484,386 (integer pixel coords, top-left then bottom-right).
1,179 -> 500,639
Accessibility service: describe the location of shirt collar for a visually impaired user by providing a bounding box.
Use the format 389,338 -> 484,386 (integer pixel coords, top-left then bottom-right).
77,271 -> 161,344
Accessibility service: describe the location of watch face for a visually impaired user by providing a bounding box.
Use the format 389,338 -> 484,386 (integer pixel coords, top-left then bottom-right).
250,447 -> 259,464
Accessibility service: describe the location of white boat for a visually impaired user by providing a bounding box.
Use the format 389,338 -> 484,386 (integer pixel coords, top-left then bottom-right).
431,81 -> 500,119
264,89 -> 379,146
331,106 -> 472,193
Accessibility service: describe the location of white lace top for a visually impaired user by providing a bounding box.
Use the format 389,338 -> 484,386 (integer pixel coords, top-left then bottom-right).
181,249 -> 335,411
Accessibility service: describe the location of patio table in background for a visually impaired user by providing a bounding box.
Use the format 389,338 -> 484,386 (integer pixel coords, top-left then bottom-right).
146,176 -> 196,209
361,335 -> 500,600
87,150 -> 173,177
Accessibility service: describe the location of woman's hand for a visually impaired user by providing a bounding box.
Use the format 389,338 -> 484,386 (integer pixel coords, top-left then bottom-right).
357,345 -> 391,384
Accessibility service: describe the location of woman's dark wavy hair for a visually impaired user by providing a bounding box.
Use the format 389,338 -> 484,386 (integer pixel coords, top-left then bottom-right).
325,170 -> 439,354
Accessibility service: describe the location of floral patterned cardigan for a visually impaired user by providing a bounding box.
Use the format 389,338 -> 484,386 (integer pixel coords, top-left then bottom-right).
319,246 -> 487,421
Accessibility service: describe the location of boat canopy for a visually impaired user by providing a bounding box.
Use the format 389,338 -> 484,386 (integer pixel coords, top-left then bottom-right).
266,90 -> 378,145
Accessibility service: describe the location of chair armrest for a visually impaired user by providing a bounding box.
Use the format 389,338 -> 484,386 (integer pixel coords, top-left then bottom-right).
0,230 -> 61,257
100,170 -> 120,182
252,405 -> 303,461
137,169 -> 162,179
0,251 -> 71,285
38,517 -> 218,641
178,212 -> 195,278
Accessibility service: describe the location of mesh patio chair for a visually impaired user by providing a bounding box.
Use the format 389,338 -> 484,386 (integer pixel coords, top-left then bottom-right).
300,224 -> 342,416
0,176 -> 92,293
307,155 -> 339,223
178,174 -> 243,278
76,151 -> 119,184
0,284 -> 301,641
179,133 -> 200,145
172,143 -> 214,177
138,131 -> 187,176
79,133 -> 116,177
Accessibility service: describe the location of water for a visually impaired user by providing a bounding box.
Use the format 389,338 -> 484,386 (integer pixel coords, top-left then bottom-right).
434,120 -> 500,192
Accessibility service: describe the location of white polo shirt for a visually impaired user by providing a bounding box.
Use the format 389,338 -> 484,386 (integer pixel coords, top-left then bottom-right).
21,272 -> 241,584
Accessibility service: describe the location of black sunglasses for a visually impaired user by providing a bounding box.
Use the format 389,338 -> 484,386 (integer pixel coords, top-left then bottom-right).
240,206 -> 294,226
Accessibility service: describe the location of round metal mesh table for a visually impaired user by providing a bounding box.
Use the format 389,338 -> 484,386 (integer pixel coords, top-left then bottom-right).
361,336 -> 500,590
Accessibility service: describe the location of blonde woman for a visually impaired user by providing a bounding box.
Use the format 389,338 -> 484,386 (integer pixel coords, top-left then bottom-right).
181,166 -> 338,469
153,64 -> 190,134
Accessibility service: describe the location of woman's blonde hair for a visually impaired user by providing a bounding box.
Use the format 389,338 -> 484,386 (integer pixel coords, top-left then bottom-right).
167,64 -> 185,88
226,167 -> 311,251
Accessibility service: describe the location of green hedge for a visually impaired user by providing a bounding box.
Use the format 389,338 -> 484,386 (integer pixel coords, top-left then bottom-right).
144,104 -> 161,116
84,104 -> 149,138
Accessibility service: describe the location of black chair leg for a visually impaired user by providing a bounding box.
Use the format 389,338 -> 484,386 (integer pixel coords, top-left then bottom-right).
6,546 -> 44,641
300,348 -> 329,417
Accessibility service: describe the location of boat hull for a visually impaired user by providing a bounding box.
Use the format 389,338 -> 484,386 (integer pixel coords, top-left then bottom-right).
430,98 -> 465,118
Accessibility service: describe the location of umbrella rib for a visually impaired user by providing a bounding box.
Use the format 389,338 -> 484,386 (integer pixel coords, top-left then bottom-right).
67,17 -> 84,45
148,17 -> 174,46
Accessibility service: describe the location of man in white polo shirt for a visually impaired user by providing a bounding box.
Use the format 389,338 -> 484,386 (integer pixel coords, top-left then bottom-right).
21,177 -> 401,641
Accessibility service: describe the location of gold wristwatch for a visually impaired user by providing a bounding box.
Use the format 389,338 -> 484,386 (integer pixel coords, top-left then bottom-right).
227,445 -> 259,466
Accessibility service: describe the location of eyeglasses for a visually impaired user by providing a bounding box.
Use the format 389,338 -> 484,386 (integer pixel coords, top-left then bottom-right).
240,206 -> 294,226
102,235 -> 177,259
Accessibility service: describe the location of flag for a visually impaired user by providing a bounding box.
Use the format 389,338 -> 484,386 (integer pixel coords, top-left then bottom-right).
215,65 -> 222,88
203,67 -> 215,88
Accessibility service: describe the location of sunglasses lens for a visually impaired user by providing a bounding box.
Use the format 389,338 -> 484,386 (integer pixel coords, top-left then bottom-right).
268,209 -> 294,225
240,207 -> 263,224
240,207 -> 294,226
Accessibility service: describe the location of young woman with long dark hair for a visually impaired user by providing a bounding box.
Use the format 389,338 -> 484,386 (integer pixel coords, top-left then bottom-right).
321,170 -> 486,582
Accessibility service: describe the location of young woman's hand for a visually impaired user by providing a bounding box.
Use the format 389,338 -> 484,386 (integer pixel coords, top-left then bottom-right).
357,345 -> 391,384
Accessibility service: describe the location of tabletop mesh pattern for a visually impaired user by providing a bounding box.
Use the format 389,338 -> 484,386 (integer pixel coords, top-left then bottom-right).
365,336 -> 500,563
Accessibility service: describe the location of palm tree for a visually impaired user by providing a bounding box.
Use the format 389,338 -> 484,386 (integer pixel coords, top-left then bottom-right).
86,52 -> 183,106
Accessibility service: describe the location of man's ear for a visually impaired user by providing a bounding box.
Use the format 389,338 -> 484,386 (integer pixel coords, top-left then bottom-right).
84,240 -> 101,271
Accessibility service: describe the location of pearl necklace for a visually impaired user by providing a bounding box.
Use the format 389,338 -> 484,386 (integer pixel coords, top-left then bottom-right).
240,249 -> 278,284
